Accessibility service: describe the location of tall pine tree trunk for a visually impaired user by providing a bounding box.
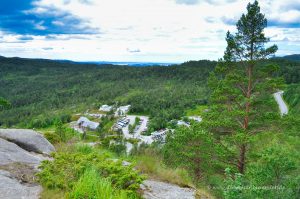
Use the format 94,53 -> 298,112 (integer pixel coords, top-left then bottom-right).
238,144 -> 246,173
238,63 -> 253,174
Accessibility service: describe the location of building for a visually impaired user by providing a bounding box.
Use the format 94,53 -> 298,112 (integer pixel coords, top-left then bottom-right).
99,105 -> 113,112
151,129 -> 170,142
177,120 -> 190,127
87,113 -> 105,118
188,116 -> 202,122
116,105 -> 131,116
77,117 -> 99,130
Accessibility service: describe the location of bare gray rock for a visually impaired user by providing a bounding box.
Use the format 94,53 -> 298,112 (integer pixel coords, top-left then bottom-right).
0,138 -> 42,166
0,170 -> 41,199
142,180 -> 195,199
0,129 -> 55,155
0,129 -> 55,199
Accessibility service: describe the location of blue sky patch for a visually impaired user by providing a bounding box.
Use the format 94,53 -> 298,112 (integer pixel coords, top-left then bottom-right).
0,0 -> 98,35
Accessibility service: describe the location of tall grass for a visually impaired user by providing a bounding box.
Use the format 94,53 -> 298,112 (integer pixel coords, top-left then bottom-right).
75,144 -> 93,154
134,149 -> 214,199
134,150 -> 193,187
68,168 -> 136,199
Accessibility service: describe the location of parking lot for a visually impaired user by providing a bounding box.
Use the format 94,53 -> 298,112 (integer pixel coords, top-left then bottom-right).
121,115 -> 153,144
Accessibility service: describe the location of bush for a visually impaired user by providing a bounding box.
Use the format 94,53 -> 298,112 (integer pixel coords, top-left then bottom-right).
44,132 -> 61,144
37,149 -> 145,195
75,144 -> 93,154
223,145 -> 299,199
109,142 -> 127,156
28,114 -> 72,129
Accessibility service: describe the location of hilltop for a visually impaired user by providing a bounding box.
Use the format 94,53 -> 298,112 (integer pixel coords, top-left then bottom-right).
277,54 -> 300,62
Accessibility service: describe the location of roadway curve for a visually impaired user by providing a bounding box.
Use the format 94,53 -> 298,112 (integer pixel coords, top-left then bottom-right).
273,91 -> 288,116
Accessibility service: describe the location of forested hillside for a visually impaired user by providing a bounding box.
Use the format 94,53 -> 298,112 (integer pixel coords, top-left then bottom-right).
0,57 -> 215,129
277,54 -> 300,62
0,56 -> 299,129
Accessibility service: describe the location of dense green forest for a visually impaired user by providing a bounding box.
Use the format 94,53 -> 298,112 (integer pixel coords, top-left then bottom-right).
0,57 -> 215,129
0,56 -> 299,130
1,1 -> 299,199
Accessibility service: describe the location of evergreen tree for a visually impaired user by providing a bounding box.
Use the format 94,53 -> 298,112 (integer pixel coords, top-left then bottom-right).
0,97 -> 10,110
163,125 -> 216,180
205,0 -> 284,174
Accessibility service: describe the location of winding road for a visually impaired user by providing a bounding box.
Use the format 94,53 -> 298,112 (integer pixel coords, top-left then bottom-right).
273,91 -> 288,116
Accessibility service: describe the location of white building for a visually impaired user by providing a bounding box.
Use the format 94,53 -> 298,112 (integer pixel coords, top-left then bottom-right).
188,116 -> 202,122
99,105 -> 113,112
77,117 -> 99,130
87,113 -> 105,118
151,129 -> 171,142
116,105 -> 131,116
177,120 -> 190,127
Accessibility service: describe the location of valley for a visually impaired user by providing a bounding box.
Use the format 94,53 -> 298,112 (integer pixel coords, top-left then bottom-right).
0,1 -> 299,198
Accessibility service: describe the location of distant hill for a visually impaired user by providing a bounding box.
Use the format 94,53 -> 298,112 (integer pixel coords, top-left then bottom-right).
275,54 -> 300,62
77,61 -> 179,67
0,56 -> 178,67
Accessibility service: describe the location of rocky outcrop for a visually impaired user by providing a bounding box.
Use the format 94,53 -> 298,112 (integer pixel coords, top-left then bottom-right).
0,138 -> 42,165
0,129 -> 55,199
142,179 -> 196,199
0,129 -> 55,155
0,170 -> 42,199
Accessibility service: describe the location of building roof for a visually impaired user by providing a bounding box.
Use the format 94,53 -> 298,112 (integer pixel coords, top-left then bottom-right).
177,120 -> 190,127
188,116 -> 202,122
99,104 -> 113,112
77,117 -> 99,130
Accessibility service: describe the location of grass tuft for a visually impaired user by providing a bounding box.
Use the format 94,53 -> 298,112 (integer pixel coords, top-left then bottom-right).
135,153 -> 193,187
68,168 -> 136,199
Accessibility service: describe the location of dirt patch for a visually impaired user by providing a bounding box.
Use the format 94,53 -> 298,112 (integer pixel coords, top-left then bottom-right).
0,162 -> 38,184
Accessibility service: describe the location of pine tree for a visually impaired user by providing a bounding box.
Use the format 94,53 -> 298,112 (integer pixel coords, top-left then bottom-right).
0,97 -> 10,110
205,0 -> 284,174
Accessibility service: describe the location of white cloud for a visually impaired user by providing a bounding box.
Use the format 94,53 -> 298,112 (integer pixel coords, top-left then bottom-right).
0,0 -> 299,62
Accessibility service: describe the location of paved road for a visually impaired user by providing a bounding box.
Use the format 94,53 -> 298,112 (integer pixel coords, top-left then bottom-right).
273,91 -> 288,116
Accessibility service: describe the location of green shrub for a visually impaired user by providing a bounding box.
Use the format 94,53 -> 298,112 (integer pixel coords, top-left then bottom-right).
27,114 -> 72,129
109,142 -> 126,156
44,132 -> 61,144
37,149 -> 145,195
223,145 -> 299,199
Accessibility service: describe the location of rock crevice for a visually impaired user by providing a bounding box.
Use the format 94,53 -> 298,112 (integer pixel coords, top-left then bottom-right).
0,129 -> 55,199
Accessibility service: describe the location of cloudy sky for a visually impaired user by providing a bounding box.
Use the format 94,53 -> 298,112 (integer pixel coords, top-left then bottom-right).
0,0 -> 299,63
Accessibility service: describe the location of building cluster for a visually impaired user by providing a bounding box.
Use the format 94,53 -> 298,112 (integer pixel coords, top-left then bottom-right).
75,104 -> 131,132
73,104 -> 203,148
